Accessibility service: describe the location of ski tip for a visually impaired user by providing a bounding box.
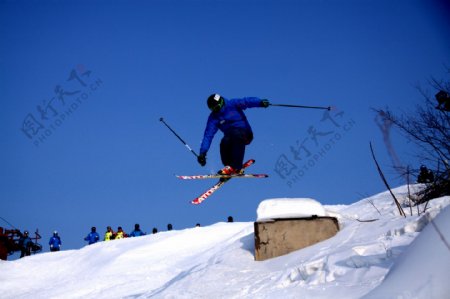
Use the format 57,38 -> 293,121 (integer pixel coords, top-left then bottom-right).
243,158 -> 255,167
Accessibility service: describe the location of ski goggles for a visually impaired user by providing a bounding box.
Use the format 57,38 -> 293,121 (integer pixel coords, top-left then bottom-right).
209,94 -> 224,112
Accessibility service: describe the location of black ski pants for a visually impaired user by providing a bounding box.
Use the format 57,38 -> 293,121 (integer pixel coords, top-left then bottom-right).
220,128 -> 253,170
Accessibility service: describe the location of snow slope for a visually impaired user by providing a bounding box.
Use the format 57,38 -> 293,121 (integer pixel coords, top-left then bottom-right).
1,186 -> 449,299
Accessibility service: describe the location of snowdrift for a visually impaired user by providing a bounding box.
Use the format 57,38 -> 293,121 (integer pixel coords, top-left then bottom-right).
0,186 -> 449,299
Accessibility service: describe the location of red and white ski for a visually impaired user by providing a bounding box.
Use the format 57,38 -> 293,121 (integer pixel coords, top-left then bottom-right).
177,173 -> 268,180
190,159 -> 257,205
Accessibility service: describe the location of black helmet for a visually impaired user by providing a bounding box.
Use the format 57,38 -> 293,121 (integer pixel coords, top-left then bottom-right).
207,94 -> 224,112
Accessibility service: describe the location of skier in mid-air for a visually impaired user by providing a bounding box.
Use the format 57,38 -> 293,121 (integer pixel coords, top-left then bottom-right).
197,94 -> 270,174
163,93 -> 329,204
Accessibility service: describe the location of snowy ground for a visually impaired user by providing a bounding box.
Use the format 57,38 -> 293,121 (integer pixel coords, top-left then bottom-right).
1,186 -> 449,299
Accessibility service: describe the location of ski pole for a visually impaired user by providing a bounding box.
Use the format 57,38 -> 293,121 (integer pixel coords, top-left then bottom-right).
269,103 -> 332,111
159,117 -> 199,158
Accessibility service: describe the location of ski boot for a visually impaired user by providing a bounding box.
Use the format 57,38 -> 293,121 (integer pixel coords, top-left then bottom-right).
217,165 -> 236,175
217,166 -> 236,181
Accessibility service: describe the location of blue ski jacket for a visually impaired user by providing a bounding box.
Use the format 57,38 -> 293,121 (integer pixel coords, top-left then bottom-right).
199,97 -> 263,155
84,232 -> 100,244
19,236 -> 32,248
129,229 -> 146,237
49,236 -> 62,249
84,232 -> 100,245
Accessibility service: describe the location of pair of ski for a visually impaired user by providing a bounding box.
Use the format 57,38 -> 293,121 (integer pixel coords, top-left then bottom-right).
176,159 -> 268,205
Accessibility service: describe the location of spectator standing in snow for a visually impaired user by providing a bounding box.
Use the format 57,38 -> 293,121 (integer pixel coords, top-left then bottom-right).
49,231 -> 62,252
129,224 -> 146,237
227,216 -> 234,223
167,223 -> 173,231
417,165 -> 434,183
84,227 -> 100,245
114,226 -> 127,239
104,226 -> 114,241
152,227 -> 158,234
435,90 -> 450,111
18,230 -> 32,258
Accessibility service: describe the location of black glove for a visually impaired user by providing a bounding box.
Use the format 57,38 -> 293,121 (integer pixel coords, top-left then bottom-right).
197,153 -> 206,166
261,99 -> 270,108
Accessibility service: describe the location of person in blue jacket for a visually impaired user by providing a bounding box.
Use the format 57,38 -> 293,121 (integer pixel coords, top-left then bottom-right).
197,94 -> 269,174
49,231 -> 62,252
129,223 -> 146,237
84,226 -> 100,245
19,230 -> 33,258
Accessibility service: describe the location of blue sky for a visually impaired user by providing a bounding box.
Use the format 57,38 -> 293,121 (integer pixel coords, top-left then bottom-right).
1,0 -> 449,256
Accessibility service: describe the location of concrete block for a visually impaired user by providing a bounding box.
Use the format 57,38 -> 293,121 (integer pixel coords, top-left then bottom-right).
254,216 -> 339,261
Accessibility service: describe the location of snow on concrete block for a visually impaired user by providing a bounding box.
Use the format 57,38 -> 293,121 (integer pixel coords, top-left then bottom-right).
256,198 -> 326,221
